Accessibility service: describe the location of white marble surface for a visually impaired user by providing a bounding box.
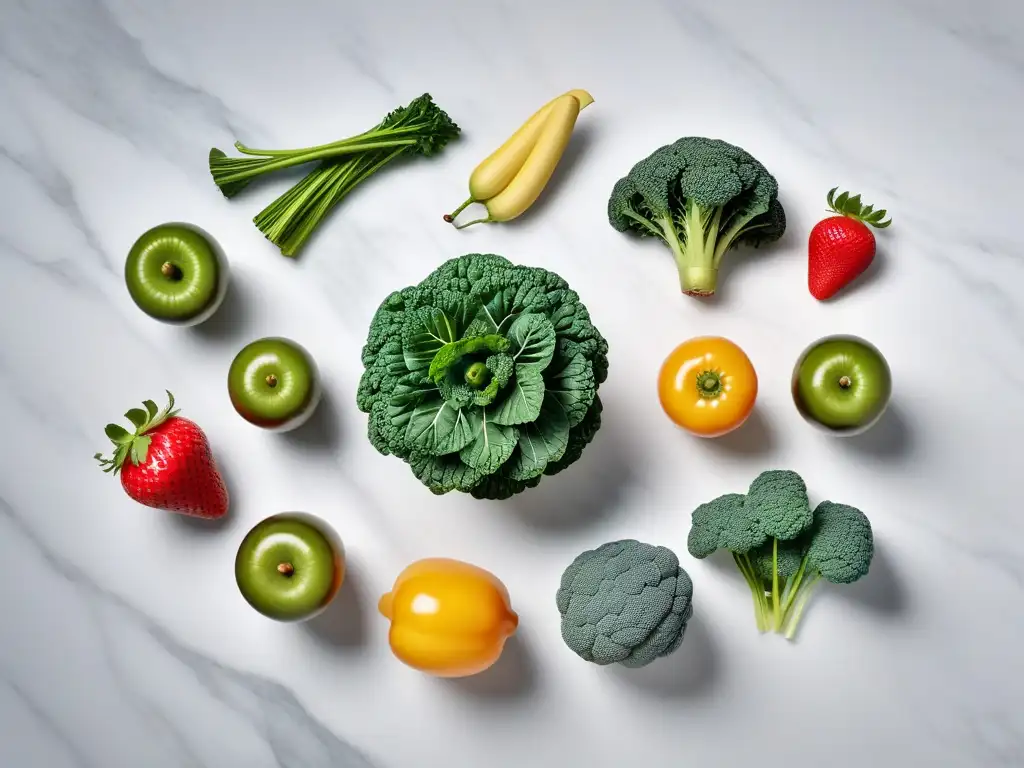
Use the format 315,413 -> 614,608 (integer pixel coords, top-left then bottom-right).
2,0 -> 1023,766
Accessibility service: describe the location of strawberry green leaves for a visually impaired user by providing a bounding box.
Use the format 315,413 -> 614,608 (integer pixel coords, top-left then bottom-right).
826,186 -> 892,229
95,391 -> 179,474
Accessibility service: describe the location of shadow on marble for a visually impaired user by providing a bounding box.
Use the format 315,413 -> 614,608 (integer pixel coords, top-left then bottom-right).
840,541 -> 908,617
442,633 -> 537,701
281,387 -> 344,454
306,561 -> 369,649
497,122 -> 596,226
189,269 -> 253,343
500,409 -> 635,531
821,248 -> 889,301
604,612 -> 719,699
839,402 -> 913,461
701,408 -> 776,458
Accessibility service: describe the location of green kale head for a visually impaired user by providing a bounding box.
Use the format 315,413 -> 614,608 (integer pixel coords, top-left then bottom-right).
356,253 -> 609,500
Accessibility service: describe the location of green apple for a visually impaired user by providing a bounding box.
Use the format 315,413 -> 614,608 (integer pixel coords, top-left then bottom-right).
792,334 -> 892,435
228,337 -> 321,431
235,513 -> 345,622
125,222 -> 228,326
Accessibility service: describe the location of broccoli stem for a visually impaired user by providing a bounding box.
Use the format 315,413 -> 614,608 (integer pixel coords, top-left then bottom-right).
771,538 -> 782,630
655,212 -> 719,295
780,556 -> 809,618
733,553 -> 769,632
782,573 -> 822,640
713,208 -> 754,264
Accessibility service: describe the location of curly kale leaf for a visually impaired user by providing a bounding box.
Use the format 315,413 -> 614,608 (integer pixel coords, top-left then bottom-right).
356,253 -> 608,498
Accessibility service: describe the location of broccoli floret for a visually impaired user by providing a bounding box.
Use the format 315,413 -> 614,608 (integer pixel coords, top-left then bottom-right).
356,253 -> 609,500
778,501 -> 874,639
745,469 -> 813,540
687,470 -> 873,639
687,493 -> 763,557
608,136 -> 786,297
556,539 -> 694,668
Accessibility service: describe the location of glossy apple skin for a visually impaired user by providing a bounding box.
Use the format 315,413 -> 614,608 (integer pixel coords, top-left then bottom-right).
234,512 -> 345,623
228,337 -> 322,432
792,334 -> 892,436
124,222 -> 229,326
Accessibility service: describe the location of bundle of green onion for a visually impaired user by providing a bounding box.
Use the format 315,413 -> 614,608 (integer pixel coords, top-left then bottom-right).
209,93 -> 460,257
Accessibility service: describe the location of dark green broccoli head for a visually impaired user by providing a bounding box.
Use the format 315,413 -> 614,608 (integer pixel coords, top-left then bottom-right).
556,539 -> 693,668
687,493 -> 765,557
607,136 -> 786,296
802,501 -> 874,584
687,470 -> 813,560
356,253 -> 609,500
748,540 -> 804,587
745,470 -> 813,541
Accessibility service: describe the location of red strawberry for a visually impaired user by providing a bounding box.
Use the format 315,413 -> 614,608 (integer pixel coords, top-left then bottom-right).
95,391 -> 229,519
808,187 -> 892,300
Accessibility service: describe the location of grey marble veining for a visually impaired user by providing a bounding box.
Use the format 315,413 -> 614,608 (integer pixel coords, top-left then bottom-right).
2,0 -> 1023,766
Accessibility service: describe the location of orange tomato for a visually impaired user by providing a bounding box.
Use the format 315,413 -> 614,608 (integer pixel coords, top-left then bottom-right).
378,558 -> 518,678
658,336 -> 758,437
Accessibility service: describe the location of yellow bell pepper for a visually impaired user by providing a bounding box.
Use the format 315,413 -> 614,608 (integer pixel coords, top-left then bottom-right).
378,558 -> 518,678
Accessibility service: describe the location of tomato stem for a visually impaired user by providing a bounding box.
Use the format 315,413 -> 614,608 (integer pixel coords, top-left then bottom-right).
696,370 -> 723,398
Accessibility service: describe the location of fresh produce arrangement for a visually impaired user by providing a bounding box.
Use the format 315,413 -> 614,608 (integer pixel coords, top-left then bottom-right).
658,336 -> 758,437
687,469 -> 873,639
377,558 -> 519,677
228,337 -> 322,432
444,90 -> 593,229
96,87 -> 899,686
556,540 -> 693,667
607,137 -> 787,297
235,513 -> 345,622
95,392 -> 229,520
792,334 -> 891,435
209,93 -> 460,256
808,188 -> 892,300
355,252 -> 609,499
125,223 -> 228,326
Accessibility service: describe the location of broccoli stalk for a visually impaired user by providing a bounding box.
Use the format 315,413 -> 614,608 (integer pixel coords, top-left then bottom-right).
688,471 -> 874,640
609,137 -> 786,296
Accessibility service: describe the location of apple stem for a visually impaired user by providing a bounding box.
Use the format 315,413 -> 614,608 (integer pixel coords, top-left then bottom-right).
266,374 -> 279,388
277,562 -> 294,576
839,376 -> 852,389
161,262 -> 183,280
